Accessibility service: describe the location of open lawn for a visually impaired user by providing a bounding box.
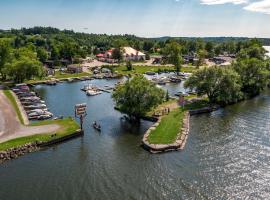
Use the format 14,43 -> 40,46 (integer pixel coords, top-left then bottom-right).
147,98 -> 210,145
113,65 -> 197,75
148,108 -> 185,144
0,118 -> 80,151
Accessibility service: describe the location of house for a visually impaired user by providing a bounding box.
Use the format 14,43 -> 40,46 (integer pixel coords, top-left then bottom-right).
211,56 -> 234,65
96,50 -> 118,63
96,47 -> 146,62
67,65 -> 83,73
122,47 -> 145,61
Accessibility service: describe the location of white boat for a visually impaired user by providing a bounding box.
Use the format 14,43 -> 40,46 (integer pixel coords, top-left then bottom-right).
86,90 -> 102,96
81,84 -> 93,91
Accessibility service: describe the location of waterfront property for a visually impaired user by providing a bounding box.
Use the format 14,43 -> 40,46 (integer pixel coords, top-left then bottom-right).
1,79 -> 269,199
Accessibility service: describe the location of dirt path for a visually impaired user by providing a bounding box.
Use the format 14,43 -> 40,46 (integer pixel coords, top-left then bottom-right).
0,89 -> 60,143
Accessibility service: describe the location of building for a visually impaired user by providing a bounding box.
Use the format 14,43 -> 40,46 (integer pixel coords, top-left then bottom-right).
96,49 -> 118,63
122,47 -> 145,61
67,65 -> 83,73
96,47 -> 146,62
211,56 -> 234,65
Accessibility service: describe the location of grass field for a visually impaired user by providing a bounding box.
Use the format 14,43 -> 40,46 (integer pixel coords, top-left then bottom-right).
113,65 -> 197,75
148,108 -> 185,144
0,118 -> 79,151
3,89 -> 24,125
147,99 -> 210,144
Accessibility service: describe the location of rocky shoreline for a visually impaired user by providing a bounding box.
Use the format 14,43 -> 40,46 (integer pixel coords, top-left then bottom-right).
0,142 -> 40,163
142,106 -> 218,153
0,129 -> 83,164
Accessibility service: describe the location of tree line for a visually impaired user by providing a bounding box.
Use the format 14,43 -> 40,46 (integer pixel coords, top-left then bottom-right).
184,39 -> 270,105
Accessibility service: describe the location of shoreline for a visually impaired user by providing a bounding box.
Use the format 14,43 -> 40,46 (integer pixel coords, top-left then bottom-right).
0,129 -> 83,164
142,106 -> 218,154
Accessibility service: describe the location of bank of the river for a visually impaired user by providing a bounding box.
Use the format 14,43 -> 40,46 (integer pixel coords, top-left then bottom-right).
113,65 -> 197,75
143,99 -> 215,153
25,71 -> 91,85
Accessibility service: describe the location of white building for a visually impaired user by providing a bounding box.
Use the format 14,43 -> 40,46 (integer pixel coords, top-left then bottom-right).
122,47 -> 146,61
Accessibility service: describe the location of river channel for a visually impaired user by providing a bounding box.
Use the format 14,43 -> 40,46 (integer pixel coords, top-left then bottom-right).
0,79 -> 269,200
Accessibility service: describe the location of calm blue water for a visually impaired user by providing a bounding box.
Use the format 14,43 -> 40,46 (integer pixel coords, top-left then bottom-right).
0,80 -> 269,200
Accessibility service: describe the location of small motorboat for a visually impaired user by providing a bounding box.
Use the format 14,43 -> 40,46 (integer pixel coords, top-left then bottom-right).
92,122 -> 101,131
86,90 -> 102,96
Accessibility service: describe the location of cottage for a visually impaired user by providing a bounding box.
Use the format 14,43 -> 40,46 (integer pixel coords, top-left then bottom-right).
67,65 -> 83,73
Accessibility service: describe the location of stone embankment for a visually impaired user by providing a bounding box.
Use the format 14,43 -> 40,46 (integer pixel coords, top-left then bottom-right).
0,129 -> 83,164
142,106 -> 219,153
0,143 -> 39,163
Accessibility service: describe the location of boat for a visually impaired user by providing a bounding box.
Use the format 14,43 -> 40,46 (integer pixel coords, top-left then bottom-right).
26,108 -> 48,114
92,122 -> 101,131
81,84 -> 93,91
46,80 -> 57,85
67,78 -> 74,82
175,91 -> 189,97
20,96 -> 41,101
170,76 -> 182,83
86,90 -> 102,96
21,100 -> 44,105
24,104 -> 47,110
145,72 -> 156,75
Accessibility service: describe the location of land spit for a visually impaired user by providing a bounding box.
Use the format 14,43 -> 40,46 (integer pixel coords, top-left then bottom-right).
142,106 -> 219,153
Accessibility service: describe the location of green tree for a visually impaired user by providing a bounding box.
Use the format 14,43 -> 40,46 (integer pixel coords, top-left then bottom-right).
163,42 -> 183,74
3,47 -> 44,83
112,75 -> 165,121
196,49 -> 207,68
233,58 -> 269,97
112,48 -> 122,61
166,90 -> 170,101
36,47 -> 48,62
126,60 -> 133,71
0,39 -> 11,78
184,66 -> 243,105
4,58 -> 43,83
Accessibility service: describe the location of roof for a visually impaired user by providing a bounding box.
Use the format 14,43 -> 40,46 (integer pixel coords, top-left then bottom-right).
122,47 -> 145,56
96,53 -> 104,57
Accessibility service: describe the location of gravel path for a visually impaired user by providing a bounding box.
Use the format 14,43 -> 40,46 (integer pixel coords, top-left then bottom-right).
0,89 -> 60,144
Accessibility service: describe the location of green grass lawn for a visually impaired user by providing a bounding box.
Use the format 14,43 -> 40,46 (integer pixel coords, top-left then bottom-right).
148,108 -> 185,144
53,71 -> 90,79
26,71 -> 91,84
0,118 -> 80,151
3,89 -> 24,125
113,65 -> 197,75
147,98 -> 210,145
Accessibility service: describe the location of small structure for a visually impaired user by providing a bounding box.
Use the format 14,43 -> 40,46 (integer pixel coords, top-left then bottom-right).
211,56 -> 234,65
75,103 -> 87,130
67,65 -> 83,74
